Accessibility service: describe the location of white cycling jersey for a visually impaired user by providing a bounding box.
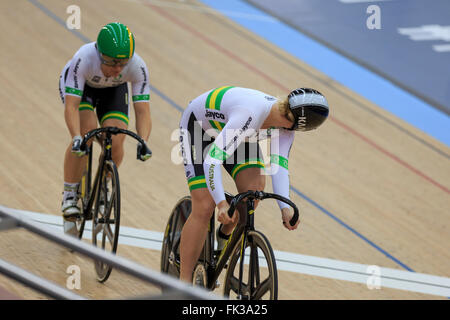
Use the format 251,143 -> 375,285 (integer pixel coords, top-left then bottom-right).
180,86 -> 294,210
59,42 -> 150,104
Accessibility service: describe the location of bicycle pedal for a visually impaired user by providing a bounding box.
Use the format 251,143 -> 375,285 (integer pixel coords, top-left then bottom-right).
168,251 -> 181,266
63,214 -> 79,223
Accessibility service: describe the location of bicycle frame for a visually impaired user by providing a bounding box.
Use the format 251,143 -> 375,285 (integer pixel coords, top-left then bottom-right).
80,146 -> 92,205
163,190 -> 299,298
198,191 -> 298,294
201,197 -> 253,291
80,133 -> 114,224
79,127 -> 148,224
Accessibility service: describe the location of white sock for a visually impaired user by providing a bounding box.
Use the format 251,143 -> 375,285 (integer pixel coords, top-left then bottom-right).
63,182 -> 80,201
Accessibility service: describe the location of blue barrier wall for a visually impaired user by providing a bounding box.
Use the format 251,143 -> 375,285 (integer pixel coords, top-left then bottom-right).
246,0 -> 450,116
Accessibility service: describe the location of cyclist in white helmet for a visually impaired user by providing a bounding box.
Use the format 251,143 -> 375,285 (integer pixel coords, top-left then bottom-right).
59,22 -> 152,236
178,86 -> 329,283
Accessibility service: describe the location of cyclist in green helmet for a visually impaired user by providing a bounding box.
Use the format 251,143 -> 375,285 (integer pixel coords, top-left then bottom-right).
59,22 -> 153,236
97,22 -> 135,72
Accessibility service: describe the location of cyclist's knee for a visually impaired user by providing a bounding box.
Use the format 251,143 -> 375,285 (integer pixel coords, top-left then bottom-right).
111,136 -> 125,153
190,189 -> 215,222
250,175 -> 265,191
235,169 -> 266,193
79,110 -> 97,136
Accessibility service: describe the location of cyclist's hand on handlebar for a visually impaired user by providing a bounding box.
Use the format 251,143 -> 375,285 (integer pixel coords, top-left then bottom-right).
71,135 -> 86,157
281,207 -> 300,231
217,200 -> 238,225
137,141 -> 152,161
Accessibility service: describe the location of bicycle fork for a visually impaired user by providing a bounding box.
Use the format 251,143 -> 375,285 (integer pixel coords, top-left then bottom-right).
237,199 -> 255,300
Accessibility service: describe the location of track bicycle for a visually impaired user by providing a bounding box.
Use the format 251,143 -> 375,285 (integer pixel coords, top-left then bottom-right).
161,190 -> 299,299
71,126 -> 151,282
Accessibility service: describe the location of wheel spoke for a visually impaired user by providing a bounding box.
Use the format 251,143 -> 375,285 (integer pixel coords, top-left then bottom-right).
224,231 -> 277,300
102,231 -> 107,250
252,277 -> 272,300
248,243 -> 260,293
227,276 -> 241,294
105,189 -> 115,217
104,223 -> 114,244
104,197 -> 112,217
233,279 -> 250,297
93,221 -> 103,236
88,161 -> 121,283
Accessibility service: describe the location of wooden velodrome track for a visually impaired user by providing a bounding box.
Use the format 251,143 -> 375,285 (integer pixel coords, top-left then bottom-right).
0,0 -> 449,300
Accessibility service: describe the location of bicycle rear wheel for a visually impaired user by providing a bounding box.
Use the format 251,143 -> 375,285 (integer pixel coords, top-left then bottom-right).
92,160 -> 121,283
223,230 -> 278,300
160,196 -> 191,278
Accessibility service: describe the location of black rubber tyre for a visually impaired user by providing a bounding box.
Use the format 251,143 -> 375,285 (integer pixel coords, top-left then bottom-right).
92,160 -> 121,283
160,196 -> 191,278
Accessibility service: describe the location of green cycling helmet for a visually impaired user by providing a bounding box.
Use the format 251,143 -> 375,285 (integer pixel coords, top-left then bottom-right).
97,22 -> 135,59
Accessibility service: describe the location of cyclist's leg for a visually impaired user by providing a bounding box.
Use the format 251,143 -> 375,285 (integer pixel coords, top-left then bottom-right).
179,187 -> 215,283
221,142 -> 265,235
63,107 -> 97,183
61,81 -> 97,231
218,167 -> 266,236
179,110 -> 214,283
101,118 -> 128,167
62,103 -> 97,225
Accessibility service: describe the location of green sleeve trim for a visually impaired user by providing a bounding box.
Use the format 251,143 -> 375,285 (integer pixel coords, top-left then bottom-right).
65,87 -> 83,97
270,154 -> 288,170
132,94 -> 150,102
208,143 -> 229,162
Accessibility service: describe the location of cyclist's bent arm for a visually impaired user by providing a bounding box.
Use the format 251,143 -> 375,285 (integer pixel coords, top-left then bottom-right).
204,149 -> 227,205
129,54 -> 151,142
63,48 -> 88,139
270,129 -> 295,210
64,95 -> 82,138
133,101 -> 151,142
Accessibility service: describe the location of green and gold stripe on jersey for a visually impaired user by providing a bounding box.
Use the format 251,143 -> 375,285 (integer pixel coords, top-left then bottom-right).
204,86 -> 234,132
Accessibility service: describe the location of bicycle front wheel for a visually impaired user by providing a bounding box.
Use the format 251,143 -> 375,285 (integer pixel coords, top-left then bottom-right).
92,160 -> 121,283
223,230 -> 278,300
